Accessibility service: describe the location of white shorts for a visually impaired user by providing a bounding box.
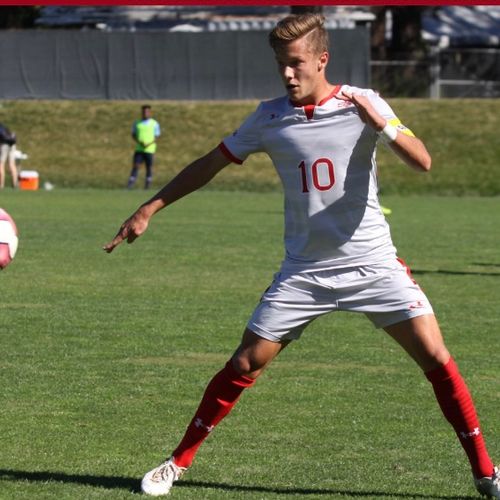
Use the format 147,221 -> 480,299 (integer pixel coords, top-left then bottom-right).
247,259 -> 434,342
0,144 -> 16,164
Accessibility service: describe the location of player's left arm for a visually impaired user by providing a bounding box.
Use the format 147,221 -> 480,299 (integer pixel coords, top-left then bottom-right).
341,91 -> 431,172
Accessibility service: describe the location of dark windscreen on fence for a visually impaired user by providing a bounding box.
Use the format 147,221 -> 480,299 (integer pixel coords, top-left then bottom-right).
0,28 -> 369,100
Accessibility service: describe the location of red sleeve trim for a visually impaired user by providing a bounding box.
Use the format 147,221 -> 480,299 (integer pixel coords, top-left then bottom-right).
219,142 -> 243,165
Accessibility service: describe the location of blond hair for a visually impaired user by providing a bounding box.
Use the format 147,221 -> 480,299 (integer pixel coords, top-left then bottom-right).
268,13 -> 329,55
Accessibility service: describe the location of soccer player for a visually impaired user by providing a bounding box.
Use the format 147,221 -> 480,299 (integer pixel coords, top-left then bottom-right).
104,14 -> 499,498
127,105 -> 161,190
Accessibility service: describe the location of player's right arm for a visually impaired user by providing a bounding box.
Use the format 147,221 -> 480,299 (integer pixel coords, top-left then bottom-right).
104,147 -> 231,253
131,122 -> 145,148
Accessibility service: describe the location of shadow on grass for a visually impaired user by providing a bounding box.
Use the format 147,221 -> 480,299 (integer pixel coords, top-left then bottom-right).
0,469 -> 477,499
412,268 -> 500,277
179,479 -> 477,499
0,469 -> 141,493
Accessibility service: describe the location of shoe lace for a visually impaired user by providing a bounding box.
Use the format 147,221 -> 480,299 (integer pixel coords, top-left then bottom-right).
152,462 -> 177,482
152,459 -> 185,483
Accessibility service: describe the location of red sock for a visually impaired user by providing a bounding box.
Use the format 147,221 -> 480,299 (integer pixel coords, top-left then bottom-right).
172,361 -> 255,468
425,357 -> 494,478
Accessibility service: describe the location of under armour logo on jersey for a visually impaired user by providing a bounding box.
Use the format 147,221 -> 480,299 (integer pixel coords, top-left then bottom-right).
195,418 -> 214,433
336,100 -> 352,109
461,427 -> 481,439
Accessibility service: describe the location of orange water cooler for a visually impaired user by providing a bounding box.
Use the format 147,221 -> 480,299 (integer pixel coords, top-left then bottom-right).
19,170 -> 39,190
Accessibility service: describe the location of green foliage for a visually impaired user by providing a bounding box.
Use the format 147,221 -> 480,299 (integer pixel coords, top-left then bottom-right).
0,189 -> 499,498
1,99 -> 500,194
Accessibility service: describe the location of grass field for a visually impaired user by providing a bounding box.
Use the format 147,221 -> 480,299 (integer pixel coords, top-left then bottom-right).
1,98 -> 500,195
0,188 -> 499,499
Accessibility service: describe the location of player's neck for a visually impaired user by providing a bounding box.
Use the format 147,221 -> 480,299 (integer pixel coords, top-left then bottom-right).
292,83 -> 337,107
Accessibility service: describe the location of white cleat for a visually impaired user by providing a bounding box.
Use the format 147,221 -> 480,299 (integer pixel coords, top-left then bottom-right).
141,457 -> 186,496
475,466 -> 500,498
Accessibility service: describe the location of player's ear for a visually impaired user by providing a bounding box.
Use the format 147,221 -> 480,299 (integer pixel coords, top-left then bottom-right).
318,51 -> 329,71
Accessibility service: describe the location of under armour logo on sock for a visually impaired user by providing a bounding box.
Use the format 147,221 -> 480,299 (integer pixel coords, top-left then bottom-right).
194,418 -> 214,433
461,427 -> 481,439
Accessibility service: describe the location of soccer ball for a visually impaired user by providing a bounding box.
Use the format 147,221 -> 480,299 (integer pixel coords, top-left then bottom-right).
0,208 -> 19,269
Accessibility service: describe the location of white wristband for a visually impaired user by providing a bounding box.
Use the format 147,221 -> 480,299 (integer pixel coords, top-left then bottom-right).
379,123 -> 398,143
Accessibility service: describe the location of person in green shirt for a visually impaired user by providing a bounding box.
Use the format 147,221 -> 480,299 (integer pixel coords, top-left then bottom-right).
127,105 -> 161,189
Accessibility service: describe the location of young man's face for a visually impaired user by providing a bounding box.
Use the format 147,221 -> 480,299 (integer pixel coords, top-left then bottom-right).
274,36 -> 328,106
142,107 -> 152,119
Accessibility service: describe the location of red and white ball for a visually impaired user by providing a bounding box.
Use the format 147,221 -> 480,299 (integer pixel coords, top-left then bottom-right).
0,208 -> 18,269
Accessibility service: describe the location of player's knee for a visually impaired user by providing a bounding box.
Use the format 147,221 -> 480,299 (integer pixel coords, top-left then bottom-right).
231,355 -> 255,377
418,344 -> 451,372
430,345 -> 451,366
230,354 -> 266,379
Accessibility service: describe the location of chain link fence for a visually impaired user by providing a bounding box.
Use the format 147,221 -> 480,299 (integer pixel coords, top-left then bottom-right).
371,47 -> 500,98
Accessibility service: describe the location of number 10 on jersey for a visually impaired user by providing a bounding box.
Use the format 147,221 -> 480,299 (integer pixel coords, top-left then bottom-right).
298,158 -> 336,193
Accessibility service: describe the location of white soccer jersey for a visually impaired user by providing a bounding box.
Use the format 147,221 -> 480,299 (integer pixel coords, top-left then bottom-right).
221,84 -> 411,272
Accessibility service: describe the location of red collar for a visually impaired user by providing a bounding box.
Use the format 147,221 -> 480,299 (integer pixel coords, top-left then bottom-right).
291,85 -> 342,120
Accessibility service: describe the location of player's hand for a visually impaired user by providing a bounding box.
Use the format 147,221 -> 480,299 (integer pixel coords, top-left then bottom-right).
103,210 -> 150,253
339,91 -> 386,132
